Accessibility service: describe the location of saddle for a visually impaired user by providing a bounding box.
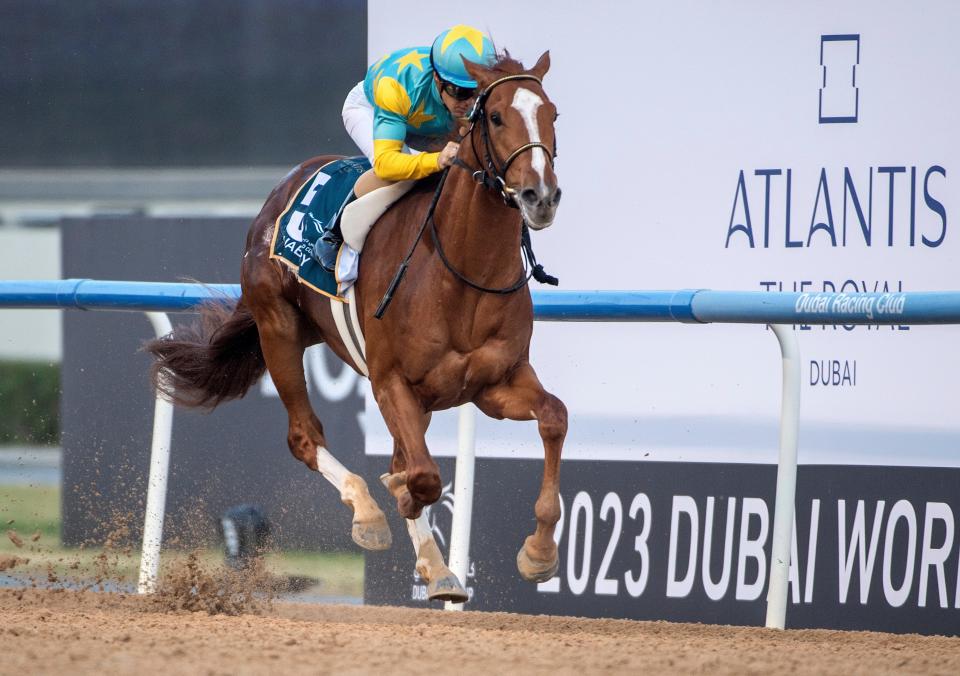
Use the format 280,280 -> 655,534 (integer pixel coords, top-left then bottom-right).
271,157 -> 414,299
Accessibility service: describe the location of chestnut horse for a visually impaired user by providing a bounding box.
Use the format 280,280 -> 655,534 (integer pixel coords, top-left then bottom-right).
147,53 -> 564,601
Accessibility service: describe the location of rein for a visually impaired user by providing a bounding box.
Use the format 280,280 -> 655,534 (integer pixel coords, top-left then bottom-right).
374,73 -> 558,320
429,184 -> 538,295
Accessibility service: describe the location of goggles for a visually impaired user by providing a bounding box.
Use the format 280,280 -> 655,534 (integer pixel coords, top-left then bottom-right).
440,80 -> 477,101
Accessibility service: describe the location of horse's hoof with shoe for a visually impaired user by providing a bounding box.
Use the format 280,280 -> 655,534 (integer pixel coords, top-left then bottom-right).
427,569 -> 469,603
351,513 -> 392,551
517,537 -> 560,583
341,475 -> 392,551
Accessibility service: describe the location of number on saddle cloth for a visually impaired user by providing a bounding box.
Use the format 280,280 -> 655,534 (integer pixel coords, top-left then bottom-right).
271,157 -> 370,297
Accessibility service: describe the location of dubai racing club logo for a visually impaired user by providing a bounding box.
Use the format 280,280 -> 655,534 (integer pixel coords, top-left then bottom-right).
819,34 -> 860,124
426,480 -> 456,549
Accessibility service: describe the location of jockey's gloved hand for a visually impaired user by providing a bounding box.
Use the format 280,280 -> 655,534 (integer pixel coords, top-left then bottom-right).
438,142 -> 460,168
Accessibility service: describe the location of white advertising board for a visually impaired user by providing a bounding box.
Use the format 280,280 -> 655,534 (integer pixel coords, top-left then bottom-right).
363,1 -> 959,468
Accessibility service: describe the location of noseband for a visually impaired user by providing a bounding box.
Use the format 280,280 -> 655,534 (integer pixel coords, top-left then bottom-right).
454,74 -> 557,207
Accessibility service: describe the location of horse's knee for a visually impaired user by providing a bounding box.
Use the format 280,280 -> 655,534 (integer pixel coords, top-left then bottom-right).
407,466 -> 442,506
538,395 -> 568,443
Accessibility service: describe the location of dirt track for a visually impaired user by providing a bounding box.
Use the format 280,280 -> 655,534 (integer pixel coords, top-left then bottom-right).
1,589 -> 959,675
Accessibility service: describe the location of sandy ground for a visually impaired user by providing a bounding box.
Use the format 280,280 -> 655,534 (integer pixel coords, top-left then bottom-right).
1,589 -> 959,675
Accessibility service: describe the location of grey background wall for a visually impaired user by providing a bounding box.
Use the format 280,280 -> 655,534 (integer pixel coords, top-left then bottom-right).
0,0 -> 367,167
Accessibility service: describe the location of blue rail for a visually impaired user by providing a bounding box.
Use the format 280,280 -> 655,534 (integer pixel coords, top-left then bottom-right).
531,289 -> 960,325
2,279 -> 960,325
0,279 -> 238,313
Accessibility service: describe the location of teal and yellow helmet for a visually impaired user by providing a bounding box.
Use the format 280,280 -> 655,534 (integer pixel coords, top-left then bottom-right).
430,25 -> 496,88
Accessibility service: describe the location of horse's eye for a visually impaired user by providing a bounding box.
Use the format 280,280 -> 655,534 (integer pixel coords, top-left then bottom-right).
490,112 -> 503,127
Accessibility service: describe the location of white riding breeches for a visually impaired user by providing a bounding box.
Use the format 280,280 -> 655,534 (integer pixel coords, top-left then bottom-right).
342,81 -> 376,163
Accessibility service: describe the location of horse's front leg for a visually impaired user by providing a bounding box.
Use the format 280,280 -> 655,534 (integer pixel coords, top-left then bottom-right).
374,379 -> 467,601
372,376 -> 441,515
476,362 -> 567,582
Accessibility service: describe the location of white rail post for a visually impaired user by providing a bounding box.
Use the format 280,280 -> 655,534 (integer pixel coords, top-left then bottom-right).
445,403 -> 477,610
137,311 -> 174,594
765,324 -> 801,629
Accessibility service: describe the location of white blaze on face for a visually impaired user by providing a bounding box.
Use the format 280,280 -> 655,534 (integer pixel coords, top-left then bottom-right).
510,87 -> 547,192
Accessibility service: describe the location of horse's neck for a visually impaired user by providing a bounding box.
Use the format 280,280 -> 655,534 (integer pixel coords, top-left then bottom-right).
432,168 -> 524,291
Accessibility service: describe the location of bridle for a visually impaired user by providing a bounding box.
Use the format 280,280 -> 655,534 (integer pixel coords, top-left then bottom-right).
374,73 -> 559,319
452,73 -> 558,207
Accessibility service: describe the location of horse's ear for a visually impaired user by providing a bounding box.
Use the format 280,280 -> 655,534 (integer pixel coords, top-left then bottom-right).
530,51 -> 550,80
461,55 -> 493,89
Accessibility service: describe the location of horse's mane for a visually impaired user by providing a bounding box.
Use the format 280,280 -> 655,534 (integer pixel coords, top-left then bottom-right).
485,51 -> 526,77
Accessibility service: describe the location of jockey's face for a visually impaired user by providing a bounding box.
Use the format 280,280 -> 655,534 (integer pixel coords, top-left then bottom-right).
434,74 -> 476,120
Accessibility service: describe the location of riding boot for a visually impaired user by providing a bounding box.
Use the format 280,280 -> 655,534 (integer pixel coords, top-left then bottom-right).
313,228 -> 342,273
313,191 -> 358,272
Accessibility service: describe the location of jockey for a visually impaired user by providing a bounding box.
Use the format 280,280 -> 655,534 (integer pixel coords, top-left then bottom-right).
314,25 -> 496,271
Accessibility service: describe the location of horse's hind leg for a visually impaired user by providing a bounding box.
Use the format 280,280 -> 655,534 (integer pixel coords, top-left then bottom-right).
476,362 -> 567,583
249,295 -> 391,551
381,464 -> 468,603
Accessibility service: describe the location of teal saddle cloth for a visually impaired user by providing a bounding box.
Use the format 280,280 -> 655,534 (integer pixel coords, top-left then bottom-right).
271,157 -> 371,298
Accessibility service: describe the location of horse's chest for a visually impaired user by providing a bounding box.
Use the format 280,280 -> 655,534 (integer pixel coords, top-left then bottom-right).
416,340 -> 518,406
370,289 -> 532,407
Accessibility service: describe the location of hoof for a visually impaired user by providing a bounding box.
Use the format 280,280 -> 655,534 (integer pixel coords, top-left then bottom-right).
351,513 -> 392,551
517,546 -> 559,583
428,571 -> 468,603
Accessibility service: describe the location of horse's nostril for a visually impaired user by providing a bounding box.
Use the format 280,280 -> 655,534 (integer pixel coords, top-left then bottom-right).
551,187 -> 562,206
520,188 -> 539,205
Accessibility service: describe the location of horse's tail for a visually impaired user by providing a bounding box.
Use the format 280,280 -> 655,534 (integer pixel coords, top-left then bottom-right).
145,298 -> 266,410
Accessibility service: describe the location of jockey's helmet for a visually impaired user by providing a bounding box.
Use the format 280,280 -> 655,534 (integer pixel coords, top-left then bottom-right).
430,25 -> 496,89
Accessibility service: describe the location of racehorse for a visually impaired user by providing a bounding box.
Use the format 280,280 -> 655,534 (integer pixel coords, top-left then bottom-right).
146,53 -> 564,601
